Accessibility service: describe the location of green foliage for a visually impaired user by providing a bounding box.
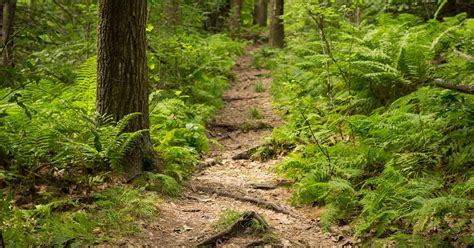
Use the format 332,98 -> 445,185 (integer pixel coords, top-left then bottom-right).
1,1 -> 244,245
254,81 -> 266,93
148,33 -> 243,108
214,209 -> 242,231
248,107 -> 264,119
214,210 -> 269,234
1,187 -> 159,246
264,10 -> 474,246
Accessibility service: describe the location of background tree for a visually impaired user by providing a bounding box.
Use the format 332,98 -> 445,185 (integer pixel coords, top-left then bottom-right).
269,0 -> 284,47
1,0 -> 16,67
252,0 -> 258,25
203,0 -> 231,33
165,0 -> 181,27
230,0 -> 243,38
96,0 -> 161,178
257,0 -> 268,26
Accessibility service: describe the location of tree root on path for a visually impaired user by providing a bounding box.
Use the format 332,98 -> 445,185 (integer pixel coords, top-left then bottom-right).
223,96 -> 261,101
248,180 -> 292,190
197,211 -> 270,247
232,145 -> 261,160
193,185 -> 292,216
208,122 -> 273,132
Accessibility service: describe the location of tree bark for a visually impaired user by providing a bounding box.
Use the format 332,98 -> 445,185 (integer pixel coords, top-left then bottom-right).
165,0 -> 181,27
230,0 -> 243,38
2,0 -> 16,67
433,79 -> 474,95
97,0 -> 161,178
269,0 -> 284,47
252,1 -> 258,25
257,0 -> 268,26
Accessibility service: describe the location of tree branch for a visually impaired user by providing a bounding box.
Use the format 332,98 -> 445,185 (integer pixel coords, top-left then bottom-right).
433,79 -> 474,95
453,48 -> 474,62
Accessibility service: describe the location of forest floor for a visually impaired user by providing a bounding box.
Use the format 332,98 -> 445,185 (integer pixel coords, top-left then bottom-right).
128,46 -> 346,247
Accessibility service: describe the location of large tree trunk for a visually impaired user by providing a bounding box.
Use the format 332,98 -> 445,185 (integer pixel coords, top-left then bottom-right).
257,0 -> 268,27
269,0 -> 284,47
2,0 -> 16,67
97,0 -> 161,178
229,0 -> 243,38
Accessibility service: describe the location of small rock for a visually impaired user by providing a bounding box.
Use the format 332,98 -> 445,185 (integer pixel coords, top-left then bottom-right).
281,239 -> 291,246
331,235 -> 344,242
173,224 -> 193,234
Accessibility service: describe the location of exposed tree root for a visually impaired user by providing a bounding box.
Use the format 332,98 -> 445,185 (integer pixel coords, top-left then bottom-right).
249,180 -> 292,190
245,240 -> 271,247
223,96 -> 260,101
195,159 -> 222,171
208,122 -> 273,132
197,211 -> 270,247
232,145 -> 261,160
194,185 -> 292,215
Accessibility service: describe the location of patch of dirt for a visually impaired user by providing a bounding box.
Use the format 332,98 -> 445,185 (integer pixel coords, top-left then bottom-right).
125,46 -> 347,247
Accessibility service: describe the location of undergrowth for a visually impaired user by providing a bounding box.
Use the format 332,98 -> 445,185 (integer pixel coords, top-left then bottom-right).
0,19 -> 243,247
0,187 -> 159,246
254,12 -> 474,246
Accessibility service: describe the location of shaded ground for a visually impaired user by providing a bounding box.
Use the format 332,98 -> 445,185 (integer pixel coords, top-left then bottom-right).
127,46 -> 347,247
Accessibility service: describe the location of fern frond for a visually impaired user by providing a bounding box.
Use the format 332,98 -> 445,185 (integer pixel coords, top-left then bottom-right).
116,112 -> 142,133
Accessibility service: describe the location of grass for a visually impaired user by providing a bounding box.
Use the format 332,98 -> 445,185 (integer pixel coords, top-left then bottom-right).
254,81 -> 266,93
248,107 -> 264,119
213,210 -> 270,234
214,209 -> 242,231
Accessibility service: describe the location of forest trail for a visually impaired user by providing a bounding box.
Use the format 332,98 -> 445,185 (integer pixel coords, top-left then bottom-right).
143,46 -> 342,247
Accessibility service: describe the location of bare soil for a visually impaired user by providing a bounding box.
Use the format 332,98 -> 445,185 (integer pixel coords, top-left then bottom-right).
125,46 -> 347,247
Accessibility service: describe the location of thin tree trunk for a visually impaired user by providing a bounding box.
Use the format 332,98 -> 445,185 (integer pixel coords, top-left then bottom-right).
97,0 -> 161,178
165,0 -> 180,27
230,0 -> 243,38
257,0 -> 268,26
30,0 -> 36,20
2,0 -> 16,67
252,1 -> 258,25
269,0 -> 284,47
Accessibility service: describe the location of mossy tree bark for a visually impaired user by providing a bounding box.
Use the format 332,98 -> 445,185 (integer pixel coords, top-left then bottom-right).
269,0 -> 284,47
96,0 -> 161,178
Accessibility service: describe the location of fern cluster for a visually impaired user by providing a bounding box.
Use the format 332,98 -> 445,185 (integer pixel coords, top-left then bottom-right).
259,12 -> 474,245
1,187 -> 160,246
1,21 -> 243,248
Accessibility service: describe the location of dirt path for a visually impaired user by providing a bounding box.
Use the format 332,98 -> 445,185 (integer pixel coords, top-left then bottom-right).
141,47 -> 342,247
